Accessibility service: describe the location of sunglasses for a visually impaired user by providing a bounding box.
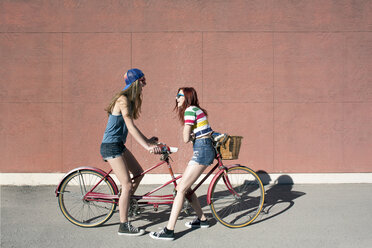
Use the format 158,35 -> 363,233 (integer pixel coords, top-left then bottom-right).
176,93 -> 184,99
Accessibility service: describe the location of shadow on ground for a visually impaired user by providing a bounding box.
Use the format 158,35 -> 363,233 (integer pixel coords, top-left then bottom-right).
98,171 -> 305,237
253,171 -> 306,225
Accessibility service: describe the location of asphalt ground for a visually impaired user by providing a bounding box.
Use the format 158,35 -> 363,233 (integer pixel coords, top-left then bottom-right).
1,183 -> 371,248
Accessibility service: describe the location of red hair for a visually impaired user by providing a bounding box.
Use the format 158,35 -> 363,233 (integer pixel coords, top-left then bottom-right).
174,87 -> 208,124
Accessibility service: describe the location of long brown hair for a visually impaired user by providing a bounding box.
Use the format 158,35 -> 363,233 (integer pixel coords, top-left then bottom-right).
174,87 -> 207,124
105,80 -> 143,119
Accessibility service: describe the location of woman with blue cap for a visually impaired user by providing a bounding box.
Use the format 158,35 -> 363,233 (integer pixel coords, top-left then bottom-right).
100,68 -> 161,236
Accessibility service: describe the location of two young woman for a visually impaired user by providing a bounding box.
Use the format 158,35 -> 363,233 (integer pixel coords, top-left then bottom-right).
101,69 -> 214,239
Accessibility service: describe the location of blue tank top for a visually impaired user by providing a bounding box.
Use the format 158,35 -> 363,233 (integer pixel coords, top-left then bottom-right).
102,114 -> 128,144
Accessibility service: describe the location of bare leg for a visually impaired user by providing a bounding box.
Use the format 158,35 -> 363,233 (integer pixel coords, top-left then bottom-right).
187,191 -> 207,221
122,149 -> 144,194
167,163 -> 207,230
107,156 -> 132,223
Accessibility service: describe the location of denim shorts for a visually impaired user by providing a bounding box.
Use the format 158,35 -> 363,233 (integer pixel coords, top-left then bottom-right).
189,138 -> 215,166
100,142 -> 127,162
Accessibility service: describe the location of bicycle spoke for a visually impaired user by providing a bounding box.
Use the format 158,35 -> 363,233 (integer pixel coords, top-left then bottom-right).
78,171 -> 87,195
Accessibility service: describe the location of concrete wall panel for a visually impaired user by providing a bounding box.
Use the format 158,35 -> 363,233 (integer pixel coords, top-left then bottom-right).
0,0 -> 62,32
273,0 -> 372,31
274,103 -> 344,173
128,0 -> 203,32
62,0 -> 202,32
0,103 -> 62,172
62,0 -> 128,32
203,33 -> 273,103
343,103 -> 372,171
274,33 -> 344,103
62,33 -> 132,103
0,33 -> 62,102
344,32 -> 372,102
200,0 -> 273,31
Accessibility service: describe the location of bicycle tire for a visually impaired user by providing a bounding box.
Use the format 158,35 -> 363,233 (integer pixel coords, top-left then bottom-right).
209,166 -> 265,228
58,169 -> 117,227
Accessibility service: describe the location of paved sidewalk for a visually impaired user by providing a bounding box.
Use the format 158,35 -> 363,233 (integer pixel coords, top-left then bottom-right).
1,184 -> 371,248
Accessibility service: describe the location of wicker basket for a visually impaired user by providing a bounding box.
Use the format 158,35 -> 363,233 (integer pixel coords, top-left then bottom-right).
219,136 -> 243,160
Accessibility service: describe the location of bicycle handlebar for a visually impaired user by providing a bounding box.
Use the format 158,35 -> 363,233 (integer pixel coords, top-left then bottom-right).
158,144 -> 178,154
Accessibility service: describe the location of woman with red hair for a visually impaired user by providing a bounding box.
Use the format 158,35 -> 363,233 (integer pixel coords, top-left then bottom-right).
150,87 -> 215,240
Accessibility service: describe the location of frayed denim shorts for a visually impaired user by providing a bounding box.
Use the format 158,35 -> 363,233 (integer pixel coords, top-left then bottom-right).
100,142 -> 127,162
189,138 -> 215,166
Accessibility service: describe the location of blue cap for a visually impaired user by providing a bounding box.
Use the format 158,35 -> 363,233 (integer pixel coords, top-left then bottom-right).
123,68 -> 144,90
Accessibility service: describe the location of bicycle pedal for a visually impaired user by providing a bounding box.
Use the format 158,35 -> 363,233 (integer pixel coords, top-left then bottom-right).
134,208 -> 144,216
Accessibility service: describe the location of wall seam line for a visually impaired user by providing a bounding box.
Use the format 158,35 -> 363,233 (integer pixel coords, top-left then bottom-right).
202,32 -> 204,104
130,32 -> 133,152
272,31 -> 275,173
342,32 -> 346,172
1,31 -> 371,34
61,32 -> 64,173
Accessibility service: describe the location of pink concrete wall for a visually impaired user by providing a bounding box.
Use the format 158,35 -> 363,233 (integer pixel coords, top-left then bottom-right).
1,0 -> 371,173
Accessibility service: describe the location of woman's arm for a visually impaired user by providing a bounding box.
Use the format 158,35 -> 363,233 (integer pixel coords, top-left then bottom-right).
183,125 -> 193,143
117,96 -> 153,151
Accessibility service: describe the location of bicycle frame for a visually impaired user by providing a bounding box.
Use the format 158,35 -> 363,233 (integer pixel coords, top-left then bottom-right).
188,154 -> 242,204
56,150 -> 241,209
79,157 -> 181,205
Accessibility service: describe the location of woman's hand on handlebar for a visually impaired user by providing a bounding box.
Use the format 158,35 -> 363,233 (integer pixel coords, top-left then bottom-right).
148,144 -> 162,154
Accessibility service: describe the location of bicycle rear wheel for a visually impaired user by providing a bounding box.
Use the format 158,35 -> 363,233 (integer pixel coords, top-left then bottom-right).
209,166 -> 264,228
58,169 -> 117,227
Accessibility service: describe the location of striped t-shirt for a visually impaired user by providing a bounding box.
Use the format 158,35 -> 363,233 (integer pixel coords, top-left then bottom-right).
184,106 -> 213,138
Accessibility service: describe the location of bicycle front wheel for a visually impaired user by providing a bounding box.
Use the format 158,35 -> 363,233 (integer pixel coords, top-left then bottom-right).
58,169 -> 117,227
209,166 -> 264,228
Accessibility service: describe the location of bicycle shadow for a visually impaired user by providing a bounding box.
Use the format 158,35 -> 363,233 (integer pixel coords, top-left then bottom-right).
196,171 -> 305,227
101,171 -> 304,238
252,171 -> 306,225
